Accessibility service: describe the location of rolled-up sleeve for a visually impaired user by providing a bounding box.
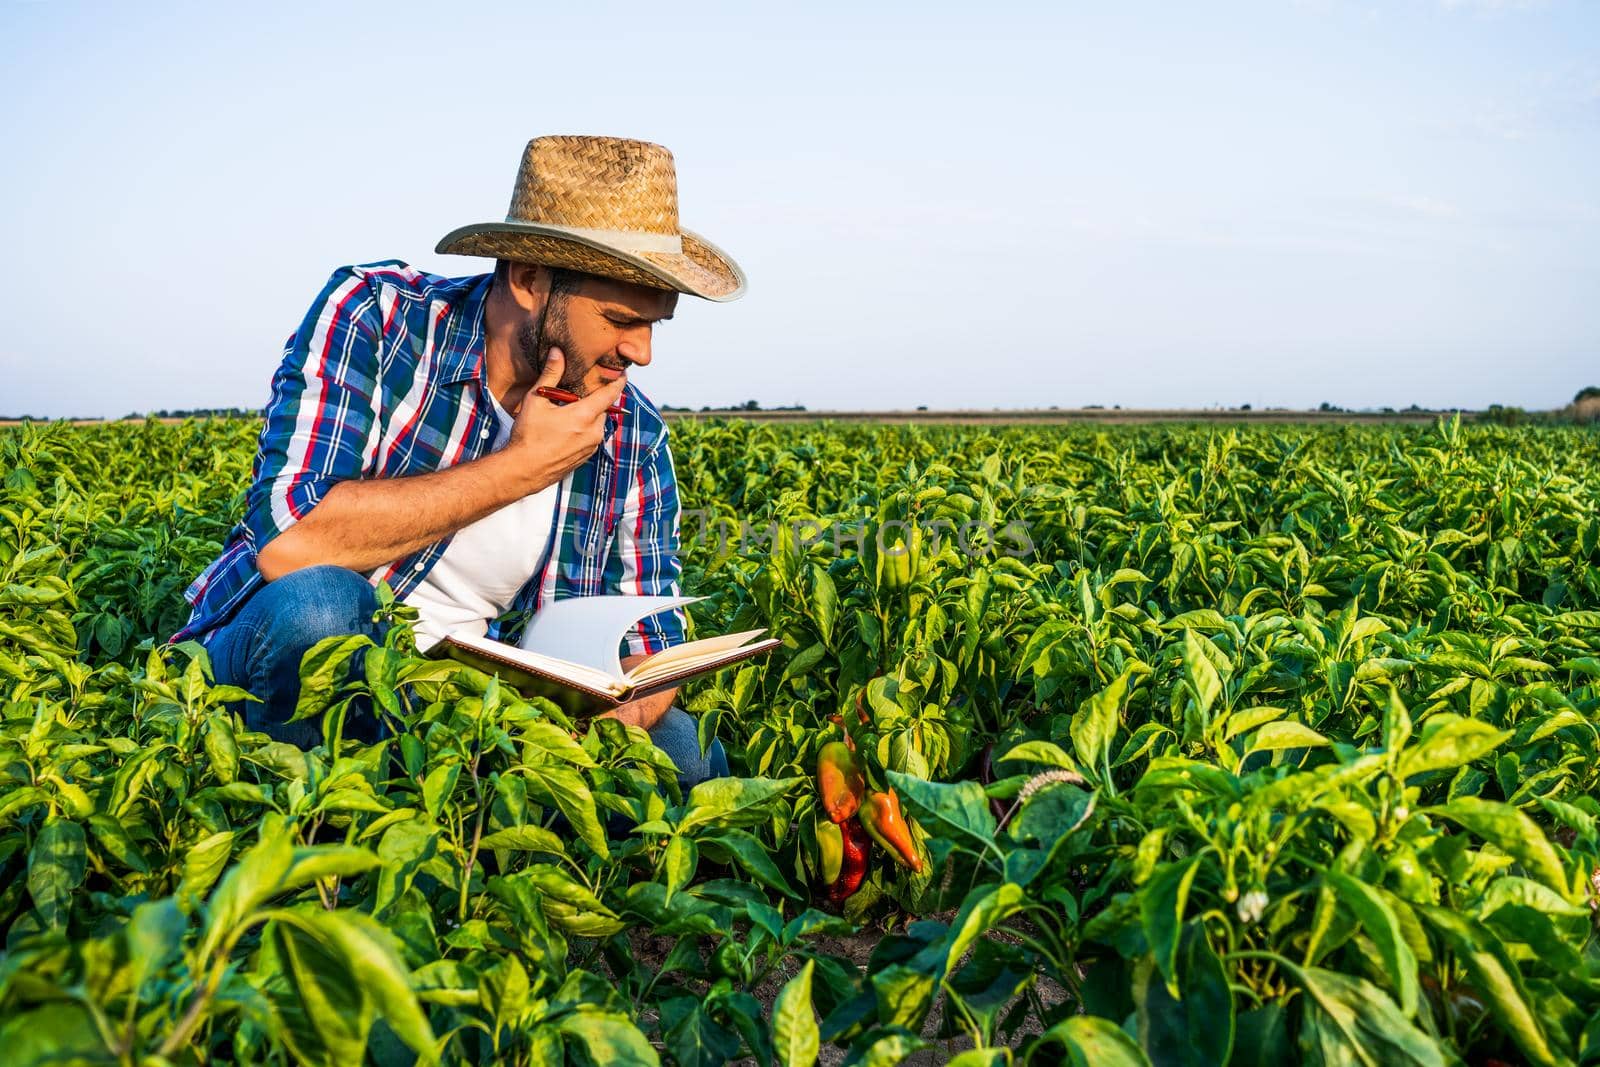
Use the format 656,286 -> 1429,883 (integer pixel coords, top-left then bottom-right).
607,429 -> 688,656
244,267 -> 382,552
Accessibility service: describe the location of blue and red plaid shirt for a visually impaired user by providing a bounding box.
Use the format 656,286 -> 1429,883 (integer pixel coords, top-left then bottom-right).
170,261 -> 687,654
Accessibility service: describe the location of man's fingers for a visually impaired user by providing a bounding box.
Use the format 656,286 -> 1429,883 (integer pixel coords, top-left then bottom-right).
575,374 -> 628,414
536,347 -> 566,388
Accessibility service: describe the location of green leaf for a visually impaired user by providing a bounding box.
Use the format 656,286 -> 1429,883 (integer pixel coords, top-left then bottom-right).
1011,783 -> 1096,854
205,712 -> 239,784
997,738 -> 1080,771
772,958 -> 820,1067
1139,854 -> 1201,995
811,564 -> 839,647
1135,923 -> 1233,1067
1030,1015 -> 1151,1066
87,813 -> 150,874
1382,688 -> 1412,757
262,907 -> 439,1065
854,1030 -> 932,1067
942,882 -> 1026,976
282,846 -> 382,888
262,909 -> 371,1066
522,762 -> 609,859
478,824 -> 567,854
0,785 -> 50,822
201,821 -> 295,958
291,633 -> 373,723
125,898 -> 186,990
676,776 -> 801,834
1180,629 -> 1224,719
517,864 -> 626,938
661,835 -> 697,900
782,642 -> 827,684
1222,705 -> 1288,742
0,1003 -> 107,1065
1427,797 -> 1575,902
519,721 -> 599,767
1418,906 -> 1561,1067
179,829 -> 237,910
1072,665 -> 1137,774
946,941 -> 1034,1040
556,1011 -> 661,1066
697,829 -> 798,898
1244,721 -> 1329,757
421,762 -> 460,819
27,817 -> 86,927
374,818 -> 438,916
1395,715 -> 1508,779
1293,965 -> 1446,1067
887,769 -> 996,854
1322,870 -> 1418,1016
661,996 -> 741,1067
948,1052 -> 1008,1067
1230,1005 -> 1291,1067
871,964 -> 938,1030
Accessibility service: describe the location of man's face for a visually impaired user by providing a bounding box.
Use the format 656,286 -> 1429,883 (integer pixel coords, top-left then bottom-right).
515,273 -> 678,397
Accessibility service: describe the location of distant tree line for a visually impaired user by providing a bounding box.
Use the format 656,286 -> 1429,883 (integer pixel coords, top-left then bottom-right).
122,407 -> 264,420
659,400 -> 807,413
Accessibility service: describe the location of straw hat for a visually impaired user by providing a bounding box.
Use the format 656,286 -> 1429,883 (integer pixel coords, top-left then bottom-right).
436,135 -> 746,302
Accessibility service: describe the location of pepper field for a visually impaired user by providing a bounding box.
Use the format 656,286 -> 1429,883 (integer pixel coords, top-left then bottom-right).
1,415 -> 1598,1066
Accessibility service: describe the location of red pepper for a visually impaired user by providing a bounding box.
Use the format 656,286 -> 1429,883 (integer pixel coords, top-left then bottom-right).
825,817 -> 871,906
859,789 -> 923,873
817,741 -> 865,824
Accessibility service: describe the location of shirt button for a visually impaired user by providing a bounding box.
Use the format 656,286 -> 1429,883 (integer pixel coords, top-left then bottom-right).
479,427 -> 490,439
412,562 -> 426,573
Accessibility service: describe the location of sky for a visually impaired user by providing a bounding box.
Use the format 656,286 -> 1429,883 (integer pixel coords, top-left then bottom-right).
1,0 -> 1596,417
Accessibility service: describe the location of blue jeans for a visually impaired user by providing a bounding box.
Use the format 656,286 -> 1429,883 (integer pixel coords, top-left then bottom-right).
200,565 -> 728,788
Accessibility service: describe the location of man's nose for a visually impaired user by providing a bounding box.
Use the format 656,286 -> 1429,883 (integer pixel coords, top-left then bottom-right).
617,336 -> 652,367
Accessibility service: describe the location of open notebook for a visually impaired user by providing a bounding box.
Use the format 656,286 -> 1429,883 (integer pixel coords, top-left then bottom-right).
433,595 -> 780,716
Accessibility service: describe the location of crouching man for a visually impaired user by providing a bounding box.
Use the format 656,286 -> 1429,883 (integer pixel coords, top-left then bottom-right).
167,135 -> 747,789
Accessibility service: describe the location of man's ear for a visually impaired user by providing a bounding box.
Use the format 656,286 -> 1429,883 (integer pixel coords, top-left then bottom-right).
503,262 -> 552,313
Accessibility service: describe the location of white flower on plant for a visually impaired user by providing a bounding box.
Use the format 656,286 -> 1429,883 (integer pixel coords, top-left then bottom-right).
1237,889 -> 1270,925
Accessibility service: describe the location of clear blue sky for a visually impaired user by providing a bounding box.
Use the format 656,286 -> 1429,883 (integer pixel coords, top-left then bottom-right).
2,0 -> 1595,417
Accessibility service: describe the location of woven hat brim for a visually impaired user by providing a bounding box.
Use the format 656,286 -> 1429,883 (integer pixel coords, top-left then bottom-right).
435,221 -> 746,302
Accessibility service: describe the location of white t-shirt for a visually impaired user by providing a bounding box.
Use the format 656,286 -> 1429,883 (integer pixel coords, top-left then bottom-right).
387,392 -> 560,653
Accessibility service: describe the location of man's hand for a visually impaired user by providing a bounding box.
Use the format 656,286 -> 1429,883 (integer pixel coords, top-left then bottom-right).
498,348 -> 628,497
598,652 -> 677,732
256,347 -> 625,582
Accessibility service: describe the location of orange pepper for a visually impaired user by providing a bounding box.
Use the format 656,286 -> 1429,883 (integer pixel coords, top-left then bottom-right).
817,741 -> 864,823
859,789 -> 923,873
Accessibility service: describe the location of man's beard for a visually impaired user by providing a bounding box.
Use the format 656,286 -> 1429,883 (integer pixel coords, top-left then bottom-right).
515,297 -> 588,394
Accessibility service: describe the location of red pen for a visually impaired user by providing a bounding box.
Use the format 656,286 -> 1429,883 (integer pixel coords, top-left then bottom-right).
536,385 -> 626,416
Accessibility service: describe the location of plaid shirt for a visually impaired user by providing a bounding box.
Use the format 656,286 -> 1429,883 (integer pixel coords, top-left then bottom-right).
170,261 -> 687,655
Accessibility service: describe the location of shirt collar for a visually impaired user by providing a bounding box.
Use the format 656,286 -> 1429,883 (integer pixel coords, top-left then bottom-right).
438,273 -> 493,386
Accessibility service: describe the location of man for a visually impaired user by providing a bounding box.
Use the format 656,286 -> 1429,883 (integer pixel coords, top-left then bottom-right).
168,135 -> 746,788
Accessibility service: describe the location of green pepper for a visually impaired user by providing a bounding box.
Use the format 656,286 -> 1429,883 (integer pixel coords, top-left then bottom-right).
876,535 -> 915,591
817,818 -> 844,884
711,941 -> 743,982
